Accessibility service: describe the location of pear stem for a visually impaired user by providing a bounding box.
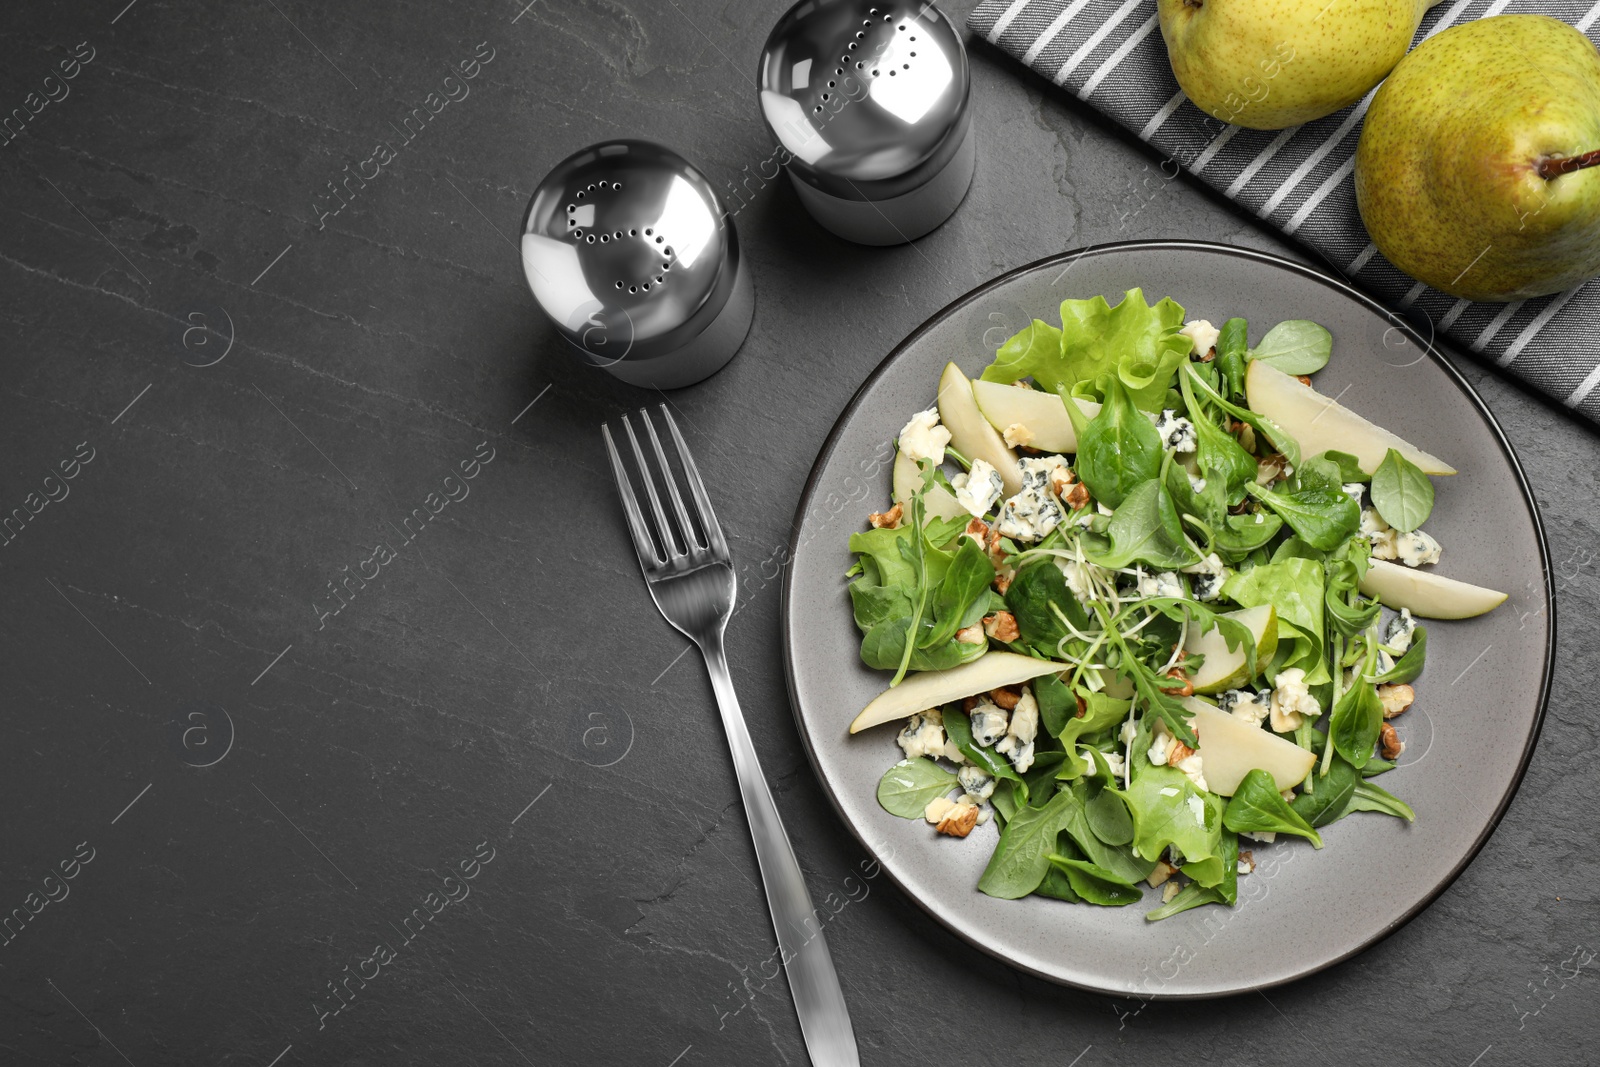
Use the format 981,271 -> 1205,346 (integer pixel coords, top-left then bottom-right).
1539,149 -> 1600,180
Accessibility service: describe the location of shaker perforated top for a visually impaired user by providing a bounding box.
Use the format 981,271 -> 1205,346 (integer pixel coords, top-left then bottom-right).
520,141 -> 741,366
758,0 -> 970,201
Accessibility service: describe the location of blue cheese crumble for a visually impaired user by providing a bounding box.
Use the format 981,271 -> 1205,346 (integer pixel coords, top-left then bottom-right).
1385,608 -> 1417,653
1154,409 -> 1198,453
969,700 -> 1009,748
897,710 -> 947,761
897,408 -> 950,466
954,458 -> 1004,517
996,457 -> 1068,542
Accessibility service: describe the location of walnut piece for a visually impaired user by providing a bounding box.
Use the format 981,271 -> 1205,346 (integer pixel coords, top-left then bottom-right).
1378,683 -> 1415,719
1379,722 -> 1406,760
1295,375 -> 1313,387
868,501 -> 903,529
1159,666 -> 1195,698
935,801 -> 980,838
1167,739 -> 1196,764
988,686 -> 1021,710
1147,860 -> 1179,888
982,611 -> 1021,643
955,624 -> 986,646
1062,480 -> 1090,511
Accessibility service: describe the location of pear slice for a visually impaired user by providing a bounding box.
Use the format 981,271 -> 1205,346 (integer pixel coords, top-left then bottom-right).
937,363 -> 1024,497
1182,605 -> 1278,694
1358,558 -> 1507,619
849,652 -> 1063,734
1182,698 -> 1316,797
1244,360 -> 1456,475
890,450 -> 967,522
971,379 -> 1100,454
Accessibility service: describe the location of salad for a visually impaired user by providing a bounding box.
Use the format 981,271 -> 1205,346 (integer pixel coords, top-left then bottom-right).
846,289 -> 1507,920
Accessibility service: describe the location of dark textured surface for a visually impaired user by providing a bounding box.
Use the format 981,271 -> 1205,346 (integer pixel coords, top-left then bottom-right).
0,2 -> 1592,1065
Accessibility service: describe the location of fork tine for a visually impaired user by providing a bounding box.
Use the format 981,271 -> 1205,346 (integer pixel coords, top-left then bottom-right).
622,412 -> 682,559
659,405 -> 729,560
642,409 -> 702,552
602,423 -> 661,569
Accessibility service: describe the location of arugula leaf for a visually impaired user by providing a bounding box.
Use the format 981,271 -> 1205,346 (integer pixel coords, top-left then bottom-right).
1145,832 -> 1239,921
922,537 -> 995,648
1088,478 -> 1203,570
1046,855 -> 1142,905
977,790 -> 1077,899
1214,317 -> 1249,400
1370,447 -> 1435,533
1350,778 -> 1416,821
1115,733 -> 1225,885
944,700 -> 1025,788
1223,769 -> 1324,848
1072,377 -> 1164,508
1374,626 -> 1427,684
876,759 -> 957,818
982,319 -> 1063,383
1049,687 -> 1131,778
1249,320 -> 1333,375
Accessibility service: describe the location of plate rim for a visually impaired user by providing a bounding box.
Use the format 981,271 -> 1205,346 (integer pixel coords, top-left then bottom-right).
777,239 -> 1556,999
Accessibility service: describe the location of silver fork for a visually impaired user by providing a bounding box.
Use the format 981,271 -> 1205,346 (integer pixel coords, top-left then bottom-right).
603,405 -> 859,1067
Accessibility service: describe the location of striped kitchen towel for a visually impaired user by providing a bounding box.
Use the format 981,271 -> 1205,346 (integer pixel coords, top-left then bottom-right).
968,0 -> 1600,423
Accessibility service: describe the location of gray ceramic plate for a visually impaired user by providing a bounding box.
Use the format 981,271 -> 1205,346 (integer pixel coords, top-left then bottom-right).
780,241 -> 1553,998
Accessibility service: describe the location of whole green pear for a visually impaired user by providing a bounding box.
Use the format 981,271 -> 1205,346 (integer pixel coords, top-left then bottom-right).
1157,0 -> 1438,130
1355,14 -> 1600,302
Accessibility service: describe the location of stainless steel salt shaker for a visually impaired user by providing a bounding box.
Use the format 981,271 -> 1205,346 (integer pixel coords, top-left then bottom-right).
520,141 -> 754,389
757,0 -> 973,246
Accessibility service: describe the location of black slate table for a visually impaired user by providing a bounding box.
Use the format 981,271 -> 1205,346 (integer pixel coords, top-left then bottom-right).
2,2 -> 1594,1065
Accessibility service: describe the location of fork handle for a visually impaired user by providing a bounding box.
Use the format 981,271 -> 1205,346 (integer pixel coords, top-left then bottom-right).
699,631 -> 860,1067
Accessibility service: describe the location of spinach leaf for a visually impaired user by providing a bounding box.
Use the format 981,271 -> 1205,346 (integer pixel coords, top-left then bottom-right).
1005,560 -> 1090,657
1072,376 -> 1165,508
1060,781 -> 1159,883
1222,769 -> 1324,848
981,319 -> 1063,383
1086,788 -> 1135,846
922,537 -> 995,649
1181,361 -> 1302,468
1021,749 -> 1070,808
1290,749 -> 1359,827
1370,447 -> 1435,532
859,617 -> 988,673
944,701 -> 1025,787
1361,756 -> 1396,777
891,490 -> 932,685
1350,778 -> 1416,821
991,777 -> 1020,824
1179,368 -> 1258,506
1088,478 -> 1202,570
1214,317 -> 1248,400
1249,320 -> 1332,375
1322,450 -> 1370,483
1213,510 -> 1285,559
876,759 -> 957,818
1034,832 -> 1083,903
977,790 -> 1077,899
1374,626 -> 1427,684
1247,459 -> 1360,552
1329,643 -> 1384,769
1046,855 -> 1142,906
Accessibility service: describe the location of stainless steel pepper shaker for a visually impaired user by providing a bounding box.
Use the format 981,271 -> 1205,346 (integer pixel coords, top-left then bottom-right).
520,140 -> 754,389
757,0 -> 973,246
